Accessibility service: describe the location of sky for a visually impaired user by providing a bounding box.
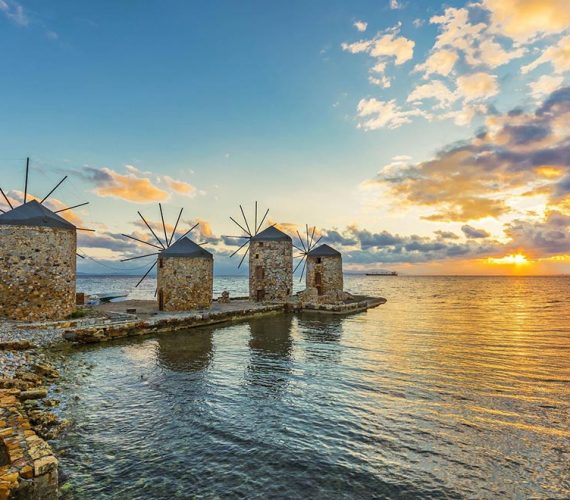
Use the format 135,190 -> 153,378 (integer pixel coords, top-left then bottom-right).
1,0 -> 569,275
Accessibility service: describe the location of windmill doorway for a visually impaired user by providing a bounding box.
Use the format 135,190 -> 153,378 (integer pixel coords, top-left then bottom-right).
158,289 -> 164,311
256,289 -> 265,301
315,272 -> 323,295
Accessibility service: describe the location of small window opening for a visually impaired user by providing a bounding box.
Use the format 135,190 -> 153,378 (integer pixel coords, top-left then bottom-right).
256,266 -> 264,279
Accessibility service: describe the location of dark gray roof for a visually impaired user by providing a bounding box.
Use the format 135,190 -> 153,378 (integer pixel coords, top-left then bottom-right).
0,200 -> 76,230
161,236 -> 213,259
251,226 -> 292,242
308,244 -> 341,257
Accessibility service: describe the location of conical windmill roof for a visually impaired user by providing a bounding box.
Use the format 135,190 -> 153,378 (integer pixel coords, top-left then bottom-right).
161,236 -> 213,259
308,243 -> 341,257
251,225 -> 291,242
0,200 -> 75,230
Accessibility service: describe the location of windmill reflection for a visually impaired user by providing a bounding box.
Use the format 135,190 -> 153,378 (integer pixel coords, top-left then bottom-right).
245,314 -> 294,395
297,313 -> 344,364
156,327 -> 214,374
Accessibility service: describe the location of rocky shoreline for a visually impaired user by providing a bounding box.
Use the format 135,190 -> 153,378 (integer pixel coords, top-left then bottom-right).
0,321 -> 72,499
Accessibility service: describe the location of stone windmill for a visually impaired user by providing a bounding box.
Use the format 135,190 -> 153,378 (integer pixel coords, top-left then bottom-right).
225,202 -> 292,302
0,158 -> 91,321
293,225 -> 344,298
121,204 -> 213,311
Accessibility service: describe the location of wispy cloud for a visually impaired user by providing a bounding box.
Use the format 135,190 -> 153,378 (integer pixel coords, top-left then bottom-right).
0,0 -> 28,26
353,20 -> 367,32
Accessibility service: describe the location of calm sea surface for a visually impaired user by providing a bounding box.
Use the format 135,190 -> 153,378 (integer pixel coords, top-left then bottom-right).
55,276 -> 570,499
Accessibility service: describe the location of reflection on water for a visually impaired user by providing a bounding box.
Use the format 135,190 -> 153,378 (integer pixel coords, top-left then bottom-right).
246,314 -> 294,394
56,276 -> 570,499
156,330 -> 214,373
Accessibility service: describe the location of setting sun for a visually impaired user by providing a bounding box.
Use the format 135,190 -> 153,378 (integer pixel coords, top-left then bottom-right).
486,254 -> 530,265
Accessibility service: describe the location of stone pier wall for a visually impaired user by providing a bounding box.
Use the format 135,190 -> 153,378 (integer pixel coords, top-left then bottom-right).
249,241 -> 292,302
0,226 -> 76,322
0,389 -> 58,499
157,256 -> 213,311
306,255 -> 343,295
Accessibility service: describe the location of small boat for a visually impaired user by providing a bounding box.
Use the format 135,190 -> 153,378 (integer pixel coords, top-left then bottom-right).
87,292 -> 129,305
365,271 -> 398,276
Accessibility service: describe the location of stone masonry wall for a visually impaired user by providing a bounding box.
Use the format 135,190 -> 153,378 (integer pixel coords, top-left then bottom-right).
157,256 -> 213,311
0,225 -> 76,322
306,255 -> 343,295
249,240 -> 292,302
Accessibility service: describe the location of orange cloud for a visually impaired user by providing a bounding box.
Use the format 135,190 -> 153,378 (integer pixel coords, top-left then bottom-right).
81,166 -> 168,203
163,176 -> 197,197
484,0 -> 570,42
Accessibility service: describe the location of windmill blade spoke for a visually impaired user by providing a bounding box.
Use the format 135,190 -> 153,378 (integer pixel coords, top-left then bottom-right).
254,201 -> 258,237
174,222 -> 199,244
136,261 -> 157,288
121,252 -> 159,262
292,243 -> 305,253
256,208 -> 269,234
230,239 -> 250,258
309,226 -> 316,250
237,246 -> 250,268
0,187 -> 14,210
306,224 -> 310,251
76,253 -> 85,259
239,205 -> 252,236
299,258 -> 307,282
77,228 -> 96,232
138,211 -> 165,249
168,208 -> 184,246
54,202 -> 89,214
222,235 -> 250,239
293,255 -> 306,274
40,175 -> 68,204
296,230 -> 307,252
230,216 -> 250,236
24,157 -> 29,204
121,233 -> 163,250
311,236 -> 323,249
159,203 -> 169,248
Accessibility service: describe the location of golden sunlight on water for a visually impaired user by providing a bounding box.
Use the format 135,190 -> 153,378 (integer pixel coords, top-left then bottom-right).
56,276 -> 570,499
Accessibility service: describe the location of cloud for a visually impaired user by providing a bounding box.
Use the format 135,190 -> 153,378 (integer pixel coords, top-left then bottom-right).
522,35 -> 570,75
434,230 -> 460,240
484,0 -> 570,43
362,86 -> 570,222
342,29 -> 414,65
528,75 -> 564,100
0,0 -> 28,26
465,38 -> 526,68
505,211 -> 570,255
317,225 -> 499,264
414,49 -> 458,77
357,98 -> 428,130
163,176 -> 197,197
389,0 -> 402,10
368,75 -> 391,88
341,25 -> 415,81
461,225 -> 491,238
456,72 -> 499,101
354,20 -> 367,32
79,166 -> 169,203
407,80 -> 457,108
75,165 -> 200,203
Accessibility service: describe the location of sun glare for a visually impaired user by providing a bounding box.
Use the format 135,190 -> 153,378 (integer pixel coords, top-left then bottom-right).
486,254 -> 529,265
